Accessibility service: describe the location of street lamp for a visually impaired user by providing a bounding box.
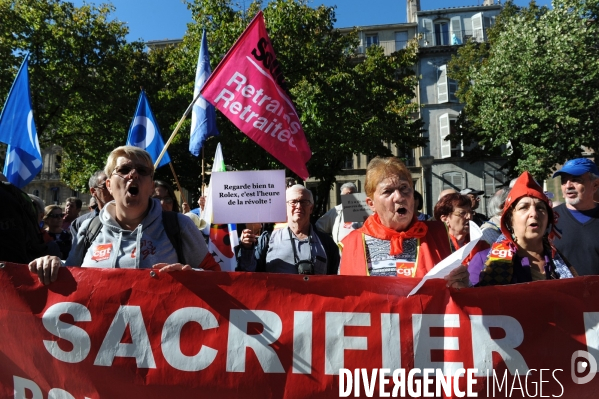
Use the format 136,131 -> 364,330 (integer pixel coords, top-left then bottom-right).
419,155 -> 435,215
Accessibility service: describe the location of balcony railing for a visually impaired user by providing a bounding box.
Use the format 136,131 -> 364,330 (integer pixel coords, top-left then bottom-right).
419,29 -> 487,47
33,172 -> 62,181
355,40 -> 411,56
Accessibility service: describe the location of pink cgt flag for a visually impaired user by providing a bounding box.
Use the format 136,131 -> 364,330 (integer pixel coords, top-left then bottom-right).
200,11 -> 311,179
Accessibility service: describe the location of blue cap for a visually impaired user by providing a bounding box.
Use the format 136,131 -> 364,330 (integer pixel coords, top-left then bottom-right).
552,158 -> 599,178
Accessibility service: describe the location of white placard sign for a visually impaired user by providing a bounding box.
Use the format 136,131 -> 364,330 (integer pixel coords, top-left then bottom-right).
341,193 -> 373,223
211,170 -> 286,224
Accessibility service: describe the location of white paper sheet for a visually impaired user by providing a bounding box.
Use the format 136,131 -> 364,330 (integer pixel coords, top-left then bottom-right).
407,221 -> 482,296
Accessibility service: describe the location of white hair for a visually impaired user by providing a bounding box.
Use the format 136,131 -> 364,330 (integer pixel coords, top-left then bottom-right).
286,184 -> 314,204
340,182 -> 357,194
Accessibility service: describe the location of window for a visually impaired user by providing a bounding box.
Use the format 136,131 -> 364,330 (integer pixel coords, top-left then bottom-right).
470,13 -> 494,43
422,19 -> 433,46
343,155 -> 353,169
434,21 -> 450,46
395,31 -> 408,50
484,170 -> 506,194
437,65 -> 458,104
396,143 -> 415,166
366,34 -> 379,47
450,16 -> 463,45
442,172 -> 464,191
439,113 -> 463,159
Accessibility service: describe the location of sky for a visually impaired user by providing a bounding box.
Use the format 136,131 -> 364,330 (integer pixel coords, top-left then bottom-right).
71,0 -> 552,43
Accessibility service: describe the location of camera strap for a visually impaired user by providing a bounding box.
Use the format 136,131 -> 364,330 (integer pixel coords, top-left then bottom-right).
288,227 -> 313,265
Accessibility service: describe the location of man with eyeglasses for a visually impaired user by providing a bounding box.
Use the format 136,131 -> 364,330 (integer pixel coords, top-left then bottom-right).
552,158 -> 599,275
236,184 -> 339,274
459,188 -> 488,226
70,170 -> 114,237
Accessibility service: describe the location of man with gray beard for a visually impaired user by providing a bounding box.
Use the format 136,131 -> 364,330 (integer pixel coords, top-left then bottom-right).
552,158 -> 599,275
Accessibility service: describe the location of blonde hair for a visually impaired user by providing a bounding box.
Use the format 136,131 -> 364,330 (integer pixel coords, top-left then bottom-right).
364,157 -> 413,198
104,146 -> 154,178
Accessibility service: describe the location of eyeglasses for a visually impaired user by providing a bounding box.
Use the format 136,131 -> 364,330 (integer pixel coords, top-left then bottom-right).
112,163 -> 153,178
47,213 -> 64,219
452,210 -> 472,218
287,199 -> 311,207
95,183 -> 107,190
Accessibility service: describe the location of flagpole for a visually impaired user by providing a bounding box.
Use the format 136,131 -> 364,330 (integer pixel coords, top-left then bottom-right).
168,162 -> 187,206
201,146 -> 205,196
154,91 -> 202,169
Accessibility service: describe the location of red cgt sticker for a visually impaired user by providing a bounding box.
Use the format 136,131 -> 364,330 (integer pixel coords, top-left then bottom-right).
91,243 -> 112,262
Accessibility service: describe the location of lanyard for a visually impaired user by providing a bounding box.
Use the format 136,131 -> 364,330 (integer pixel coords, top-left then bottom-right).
288,227 -> 313,264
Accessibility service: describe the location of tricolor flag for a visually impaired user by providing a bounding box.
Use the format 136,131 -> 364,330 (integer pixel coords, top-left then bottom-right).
0,54 -> 42,188
200,11 -> 311,179
189,29 -> 219,156
126,90 -> 171,168
201,143 -> 238,271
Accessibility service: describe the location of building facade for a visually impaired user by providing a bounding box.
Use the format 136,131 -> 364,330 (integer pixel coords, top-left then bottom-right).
317,1 -> 507,216
415,1 -> 507,215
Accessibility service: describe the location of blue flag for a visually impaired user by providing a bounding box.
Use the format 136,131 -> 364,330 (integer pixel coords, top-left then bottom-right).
0,54 -> 42,188
126,90 -> 171,168
189,29 -> 219,156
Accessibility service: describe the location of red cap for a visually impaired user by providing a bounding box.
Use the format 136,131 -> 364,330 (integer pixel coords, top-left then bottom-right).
500,171 -> 554,244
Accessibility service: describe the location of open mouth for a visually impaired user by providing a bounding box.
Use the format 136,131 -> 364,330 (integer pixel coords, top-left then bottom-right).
529,222 -> 539,229
396,208 -> 408,215
128,186 -> 139,196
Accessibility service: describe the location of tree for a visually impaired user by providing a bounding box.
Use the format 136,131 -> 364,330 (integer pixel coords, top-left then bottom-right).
448,0 -> 599,180
0,0 -> 163,190
163,0 -> 425,215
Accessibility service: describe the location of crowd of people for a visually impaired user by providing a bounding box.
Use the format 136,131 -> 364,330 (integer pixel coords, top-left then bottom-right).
4,145 -> 594,289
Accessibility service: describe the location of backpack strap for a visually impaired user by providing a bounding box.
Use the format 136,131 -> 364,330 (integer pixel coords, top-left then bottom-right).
162,211 -> 185,265
80,211 -> 185,265
81,216 -> 103,264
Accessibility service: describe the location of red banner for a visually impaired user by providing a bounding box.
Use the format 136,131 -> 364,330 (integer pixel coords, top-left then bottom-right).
1,262 -> 599,398
201,11 -> 311,180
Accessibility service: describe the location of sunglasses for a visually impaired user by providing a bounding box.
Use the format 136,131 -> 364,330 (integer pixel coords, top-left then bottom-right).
112,163 -> 153,178
90,204 -> 98,210
47,213 -> 64,219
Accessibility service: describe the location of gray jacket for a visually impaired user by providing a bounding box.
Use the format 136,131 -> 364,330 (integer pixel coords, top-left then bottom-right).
66,198 -> 209,269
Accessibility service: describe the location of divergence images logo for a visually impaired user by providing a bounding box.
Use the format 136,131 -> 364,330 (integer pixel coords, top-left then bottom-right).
571,350 -> 597,384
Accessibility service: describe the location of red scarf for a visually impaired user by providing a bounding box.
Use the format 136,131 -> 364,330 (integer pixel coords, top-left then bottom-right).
361,214 -> 428,256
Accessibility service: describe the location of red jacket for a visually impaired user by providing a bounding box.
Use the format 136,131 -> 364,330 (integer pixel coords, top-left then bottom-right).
339,215 -> 452,277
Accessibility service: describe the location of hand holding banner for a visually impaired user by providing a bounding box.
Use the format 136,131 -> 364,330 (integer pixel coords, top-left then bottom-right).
408,221 -> 482,296
201,11 -> 311,180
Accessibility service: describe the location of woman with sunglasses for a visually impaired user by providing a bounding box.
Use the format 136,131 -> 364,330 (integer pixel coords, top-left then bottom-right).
153,180 -> 180,213
29,146 -> 220,285
434,193 -> 490,268
42,205 -> 72,260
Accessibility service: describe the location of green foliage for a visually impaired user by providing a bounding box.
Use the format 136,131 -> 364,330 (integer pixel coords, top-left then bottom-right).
1,0 -> 424,212
166,0 -> 425,212
448,0 -> 599,180
0,0 -> 165,190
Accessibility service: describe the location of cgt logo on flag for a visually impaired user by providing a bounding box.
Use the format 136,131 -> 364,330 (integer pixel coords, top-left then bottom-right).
201,11 -> 311,180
